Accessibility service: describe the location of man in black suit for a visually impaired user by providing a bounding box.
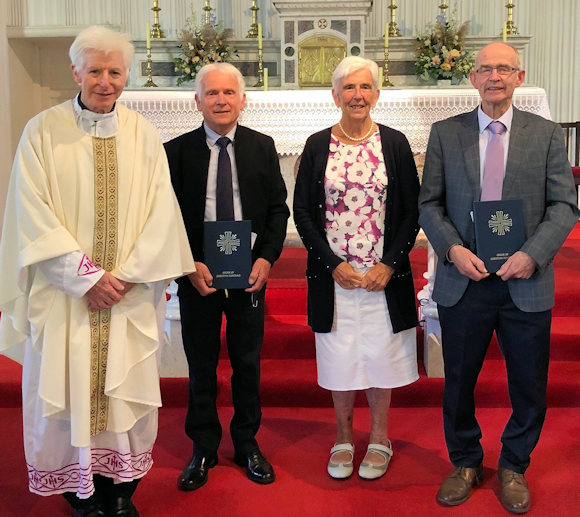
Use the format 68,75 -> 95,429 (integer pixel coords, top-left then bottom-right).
164,63 -> 289,491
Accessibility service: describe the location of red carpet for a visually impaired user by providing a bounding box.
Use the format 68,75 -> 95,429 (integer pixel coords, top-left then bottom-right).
2,407 -> 579,516
1,223 -> 579,516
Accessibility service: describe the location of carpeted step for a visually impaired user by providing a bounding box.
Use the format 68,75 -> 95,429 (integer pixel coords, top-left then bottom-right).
264,282 -> 428,316
2,355 -> 579,410
258,314 -> 578,362
158,357 -> 580,410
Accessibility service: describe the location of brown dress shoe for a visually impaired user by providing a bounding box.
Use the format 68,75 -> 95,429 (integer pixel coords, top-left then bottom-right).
498,468 -> 530,514
437,465 -> 484,506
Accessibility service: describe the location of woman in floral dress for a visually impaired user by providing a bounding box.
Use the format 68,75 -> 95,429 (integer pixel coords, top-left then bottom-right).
293,56 -> 420,480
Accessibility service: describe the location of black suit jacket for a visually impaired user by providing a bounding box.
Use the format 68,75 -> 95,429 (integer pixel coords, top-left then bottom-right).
293,124 -> 420,333
165,124 -> 289,292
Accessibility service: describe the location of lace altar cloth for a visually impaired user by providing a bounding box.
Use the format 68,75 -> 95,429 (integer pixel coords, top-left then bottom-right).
119,87 -> 551,155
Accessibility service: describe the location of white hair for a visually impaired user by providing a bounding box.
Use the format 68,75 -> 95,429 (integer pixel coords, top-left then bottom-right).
69,25 -> 134,71
331,56 -> 379,91
195,62 -> 246,99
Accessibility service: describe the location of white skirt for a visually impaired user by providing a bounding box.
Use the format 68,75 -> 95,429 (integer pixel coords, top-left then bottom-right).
315,283 -> 419,391
22,338 -> 157,499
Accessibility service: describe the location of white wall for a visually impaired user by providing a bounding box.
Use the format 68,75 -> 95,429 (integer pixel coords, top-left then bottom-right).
0,3 -> 12,231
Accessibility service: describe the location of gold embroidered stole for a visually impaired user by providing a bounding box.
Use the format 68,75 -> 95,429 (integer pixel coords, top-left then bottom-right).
89,137 -> 118,435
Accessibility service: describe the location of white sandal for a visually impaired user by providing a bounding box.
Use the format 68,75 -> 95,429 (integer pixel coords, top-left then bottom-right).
327,443 -> 354,479
358,441 -> 393,480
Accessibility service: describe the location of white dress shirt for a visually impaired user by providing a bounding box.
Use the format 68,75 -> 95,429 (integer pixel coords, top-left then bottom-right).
203,123 -> 244,222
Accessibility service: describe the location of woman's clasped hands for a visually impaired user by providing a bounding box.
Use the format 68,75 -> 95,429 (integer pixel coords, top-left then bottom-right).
332,262 -> 394,292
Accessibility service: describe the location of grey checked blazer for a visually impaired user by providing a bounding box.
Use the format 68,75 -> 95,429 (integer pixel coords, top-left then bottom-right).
418,106 -> 578,312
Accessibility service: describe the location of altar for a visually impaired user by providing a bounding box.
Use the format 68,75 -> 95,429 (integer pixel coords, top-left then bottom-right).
120,86 -> 551,154
119,86 -> 552,377
120,85 -> 550,240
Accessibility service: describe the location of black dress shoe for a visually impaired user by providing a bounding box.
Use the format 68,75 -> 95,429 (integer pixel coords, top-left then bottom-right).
63,492 -> 105,517
106,496 -> 140,517
177,452 -> 218,491
73,508 -> 106,517
234,449 -> 275,485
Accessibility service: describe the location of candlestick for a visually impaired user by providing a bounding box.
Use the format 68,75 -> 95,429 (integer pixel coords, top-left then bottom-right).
264,68 -> 268,91
382,50 -> 393,87
143,30 -> 157,88
203,0 -> 212,25
378,67 -> 384,88
254,24 -> 264,88
505,1 -> 519,35
384,22 -> 389,49
387,1 -> 401,37
150,0 -> 165,38
247,0 -> 259,38
502,22 -> 507,42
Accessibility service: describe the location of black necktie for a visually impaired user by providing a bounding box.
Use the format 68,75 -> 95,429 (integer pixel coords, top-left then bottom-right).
216,136 -> 234,221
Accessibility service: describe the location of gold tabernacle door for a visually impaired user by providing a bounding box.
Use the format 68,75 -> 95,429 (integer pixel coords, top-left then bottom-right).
298,35 -> 346,87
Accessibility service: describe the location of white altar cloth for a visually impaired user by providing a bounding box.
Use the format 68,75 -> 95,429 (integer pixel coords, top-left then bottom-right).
119,86 -> 551,155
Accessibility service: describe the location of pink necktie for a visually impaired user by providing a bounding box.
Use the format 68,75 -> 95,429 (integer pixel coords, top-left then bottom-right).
480,121 -> 507,201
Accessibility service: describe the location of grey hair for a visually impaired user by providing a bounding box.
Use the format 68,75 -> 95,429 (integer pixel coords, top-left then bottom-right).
195,63 -> 246,99
331,56 -> 379,91
69,25 -> 134,71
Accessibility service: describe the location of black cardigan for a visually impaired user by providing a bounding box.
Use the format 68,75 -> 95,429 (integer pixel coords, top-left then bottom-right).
293,124 -> 420,333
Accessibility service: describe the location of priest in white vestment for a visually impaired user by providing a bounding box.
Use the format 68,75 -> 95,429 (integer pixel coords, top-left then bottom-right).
0,26 -> 195,517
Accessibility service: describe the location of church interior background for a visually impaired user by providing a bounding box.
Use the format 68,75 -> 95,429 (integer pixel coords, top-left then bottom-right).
0,0 -> 578,376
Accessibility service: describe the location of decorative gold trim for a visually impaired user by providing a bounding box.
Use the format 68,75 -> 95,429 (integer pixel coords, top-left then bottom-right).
89,137 -> 119,435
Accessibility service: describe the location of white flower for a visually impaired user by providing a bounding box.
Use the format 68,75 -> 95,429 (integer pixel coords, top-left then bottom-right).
347,234 -> 373,258
343,188 -> 367,211
372,196 -> 386,214
325,176 -> 346,206
346,161 -> 372,185
358,205 -> 373,218
325,164 -> 345,183
332,211 -> 362,239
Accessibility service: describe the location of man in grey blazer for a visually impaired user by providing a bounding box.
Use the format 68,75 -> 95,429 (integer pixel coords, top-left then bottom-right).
419,42 -> 578,513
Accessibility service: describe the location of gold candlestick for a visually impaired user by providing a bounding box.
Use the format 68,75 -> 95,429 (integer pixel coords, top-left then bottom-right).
151,0 -> 164,38
247,0 -> 259,38
387,1 -> 401,37
254,48 -> 264,87
203,0 -> 212,25
505,1 -> 519,35
383,48 -> 393,87
144,52 -> 157,87
438,1 -> 449,14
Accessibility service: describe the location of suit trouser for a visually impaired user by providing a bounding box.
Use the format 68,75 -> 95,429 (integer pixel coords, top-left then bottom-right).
438,275 -> 551,474
179,287 -> 266,456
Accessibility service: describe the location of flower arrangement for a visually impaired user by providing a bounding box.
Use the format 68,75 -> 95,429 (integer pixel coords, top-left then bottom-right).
174,12 -> 237,86
414,11 -> 474,83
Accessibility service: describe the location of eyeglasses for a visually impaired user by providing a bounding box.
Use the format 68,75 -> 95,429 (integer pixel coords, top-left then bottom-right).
475,66 -> 520,77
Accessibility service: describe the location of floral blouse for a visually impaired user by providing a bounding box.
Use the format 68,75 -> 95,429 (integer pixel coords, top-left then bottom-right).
324,131 -> 388,270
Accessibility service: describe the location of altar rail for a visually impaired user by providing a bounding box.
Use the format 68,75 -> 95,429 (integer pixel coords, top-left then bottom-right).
119,86 -> 551,155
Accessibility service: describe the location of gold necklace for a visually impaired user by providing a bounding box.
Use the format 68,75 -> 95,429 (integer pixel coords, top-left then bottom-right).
338,120 -> 375,142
